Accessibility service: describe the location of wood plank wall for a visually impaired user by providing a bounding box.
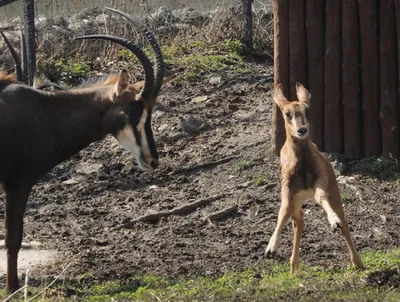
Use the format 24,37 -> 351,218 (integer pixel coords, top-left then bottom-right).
273,0 -> 400,161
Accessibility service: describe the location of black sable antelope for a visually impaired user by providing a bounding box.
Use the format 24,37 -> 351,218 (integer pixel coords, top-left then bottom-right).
0,8 -> 165,292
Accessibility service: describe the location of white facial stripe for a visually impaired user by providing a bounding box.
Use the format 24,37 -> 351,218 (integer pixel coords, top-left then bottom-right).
0,183 -> 4,193
137,109 -> 148,131
137,109 -> 153,162
115,125 -> 141,160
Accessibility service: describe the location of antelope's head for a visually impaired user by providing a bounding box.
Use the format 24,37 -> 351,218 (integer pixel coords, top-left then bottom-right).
274,83 -> 311,140
76,8 -> 165,171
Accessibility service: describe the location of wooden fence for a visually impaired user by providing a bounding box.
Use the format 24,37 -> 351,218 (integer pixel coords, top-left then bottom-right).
272,0 -> 400,161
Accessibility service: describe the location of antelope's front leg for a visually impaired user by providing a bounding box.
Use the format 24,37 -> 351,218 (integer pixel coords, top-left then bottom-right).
5,188 -> 30,293
265,184 -> 292,256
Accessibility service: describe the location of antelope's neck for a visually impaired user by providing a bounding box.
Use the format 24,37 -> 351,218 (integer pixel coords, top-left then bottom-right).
44,89 -> 111,161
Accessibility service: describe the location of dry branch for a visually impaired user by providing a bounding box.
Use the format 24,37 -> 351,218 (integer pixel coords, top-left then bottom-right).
113,194 -> 228,230
202,205 -> 238,223
170,156 -> 239,175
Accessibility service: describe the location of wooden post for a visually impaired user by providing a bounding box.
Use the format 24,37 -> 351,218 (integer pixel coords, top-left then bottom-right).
23,0 -> 36,86
324,0 -> 342,153
241,0 -> 254,51
393,0 -> 400,160
342,0 -> 361,159
306,0 -> 324,150
358,0 -> 381,157
272,0 -> 289,155
289,0 -> 307,100
380,0 -> 399,160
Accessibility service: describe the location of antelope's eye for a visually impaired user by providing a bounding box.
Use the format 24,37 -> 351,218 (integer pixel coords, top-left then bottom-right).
285,112 -> 292,120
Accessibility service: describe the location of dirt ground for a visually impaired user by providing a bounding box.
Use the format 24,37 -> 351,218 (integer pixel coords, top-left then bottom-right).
1,60 -> 400,294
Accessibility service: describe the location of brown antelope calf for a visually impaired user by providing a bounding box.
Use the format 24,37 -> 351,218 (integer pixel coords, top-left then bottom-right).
265,83 -> 364,272
0,8 -> 165,292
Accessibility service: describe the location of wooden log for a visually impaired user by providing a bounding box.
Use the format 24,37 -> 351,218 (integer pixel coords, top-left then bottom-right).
342,0 -> 361,159
358,0 -> 381,157
272,0 -> 289,155
324,0 -> 342,153
305,0 -> 324,150
393,0 -> 400,160
379,0 -> 399,160
289,0 -> 307,100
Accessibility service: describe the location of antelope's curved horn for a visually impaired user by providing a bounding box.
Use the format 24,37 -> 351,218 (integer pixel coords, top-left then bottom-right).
1,31 -> 24,82
104,7 -> 165,99
75,35 -> 155,101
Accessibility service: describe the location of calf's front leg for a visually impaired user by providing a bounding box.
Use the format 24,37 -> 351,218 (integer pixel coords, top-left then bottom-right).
265,185 -> 292,256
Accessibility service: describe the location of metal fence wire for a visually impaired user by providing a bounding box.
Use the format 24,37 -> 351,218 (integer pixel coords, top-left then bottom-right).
0,0 -> 273,76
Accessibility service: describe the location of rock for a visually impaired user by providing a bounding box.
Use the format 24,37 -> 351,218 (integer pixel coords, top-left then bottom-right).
62,178 -> 79,185
180,116 -> 210,134
209,76 -> 221,85
96,13 -> 108,25
35,15 -> 54,31
331,159 -> 347,176
53,15 -> 68,28
150,7 -> 178,26
76,162 -> 103,175
156,24 -> 180,36
172,7 -> 204,25
21,242 -> 32,249
324,152 -> 347,163
29,241 -> 44,248
191,95 -> 208,103
228,104 -> 239,112
78,7 -> 102,20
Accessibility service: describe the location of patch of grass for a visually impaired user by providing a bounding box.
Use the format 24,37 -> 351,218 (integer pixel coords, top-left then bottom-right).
160,38 -> 250,81
2,249 -> 400,301
350,156 -> 400,180
54,53 -> 91,86
252,174 -> 269,186
340,193 -> 353,204
235,159 -> 251,171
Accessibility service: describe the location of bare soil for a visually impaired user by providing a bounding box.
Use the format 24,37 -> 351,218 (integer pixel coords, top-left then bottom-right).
1,60 -> 400,296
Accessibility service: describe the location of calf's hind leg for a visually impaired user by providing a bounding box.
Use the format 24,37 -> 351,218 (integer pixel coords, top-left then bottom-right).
314,186 -> 364,269
290,209 -> 304,272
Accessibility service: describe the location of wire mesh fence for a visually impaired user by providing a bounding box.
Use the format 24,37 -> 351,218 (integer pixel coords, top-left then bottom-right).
0,0 -> 273,80
0,0 -> 272,23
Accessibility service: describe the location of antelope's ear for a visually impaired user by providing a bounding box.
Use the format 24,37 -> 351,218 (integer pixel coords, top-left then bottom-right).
274,83 -> 289,109
296,82 -> 311,105
115,69 -> 129,97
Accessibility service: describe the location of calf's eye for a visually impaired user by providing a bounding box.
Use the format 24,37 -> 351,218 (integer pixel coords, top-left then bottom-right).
285,112 -> 292,120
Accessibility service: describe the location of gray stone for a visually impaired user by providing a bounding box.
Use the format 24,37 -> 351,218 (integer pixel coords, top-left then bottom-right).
53,15 -> 68,28
150,6 -> 178,26
96,13 -> 108,25
76,162 -> 103,175
209,76 -> 222,85
172,7 -> 204,25
181,116 -> 210,134
331,159 -> 347,176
